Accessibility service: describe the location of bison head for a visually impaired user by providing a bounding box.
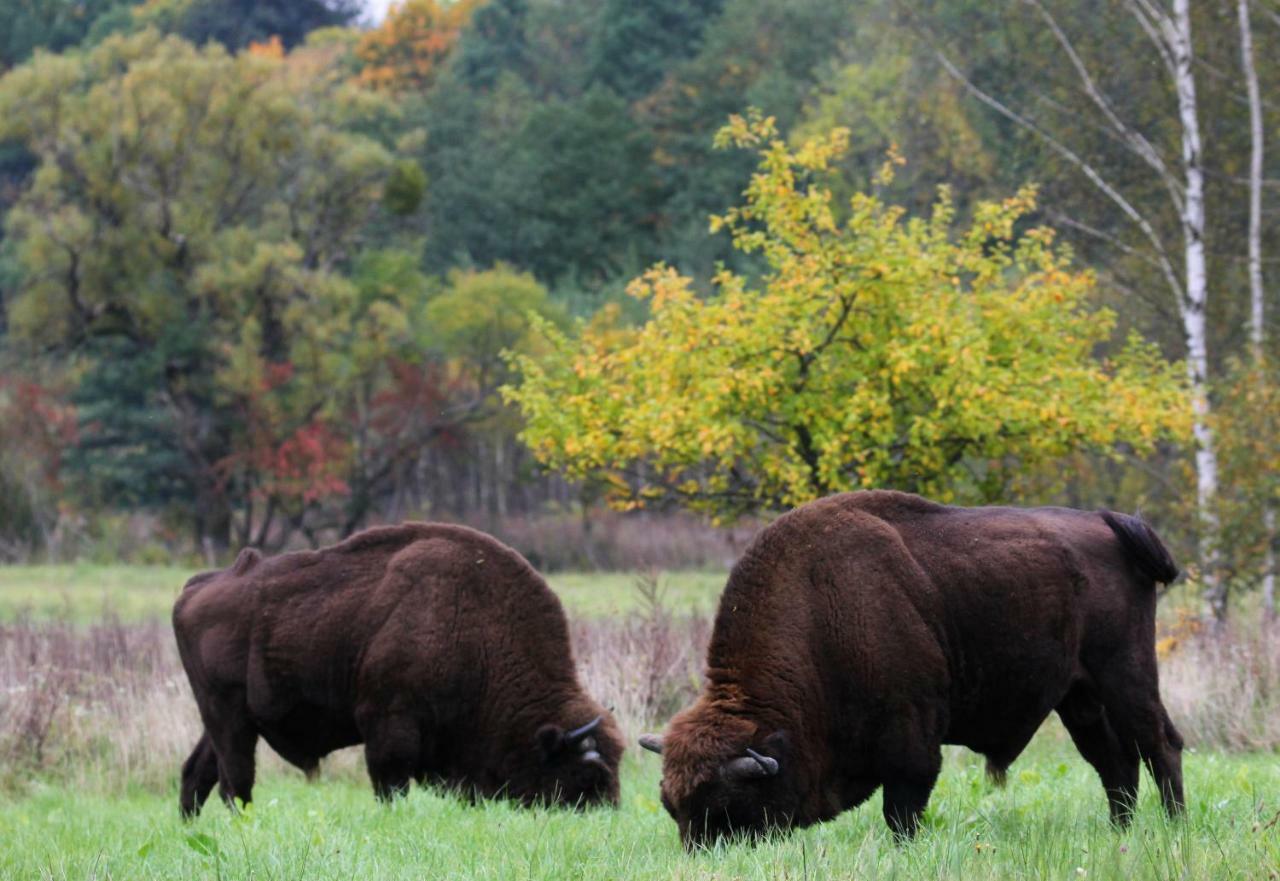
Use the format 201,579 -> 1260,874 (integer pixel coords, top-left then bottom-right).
639,725 -> 799,849
510,714 -> 622,808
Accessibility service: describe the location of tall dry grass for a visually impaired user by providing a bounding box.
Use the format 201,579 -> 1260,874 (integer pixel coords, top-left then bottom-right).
2,584 -> 1277,795
0,578 -> 714,793
0,615 -> 196,790
1160,622 -> 1280,751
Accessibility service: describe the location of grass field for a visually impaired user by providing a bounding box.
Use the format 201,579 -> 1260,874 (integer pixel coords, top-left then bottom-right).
2,564 -> 1278,879
0,565 -> 726,622
2,739 -> 1277,880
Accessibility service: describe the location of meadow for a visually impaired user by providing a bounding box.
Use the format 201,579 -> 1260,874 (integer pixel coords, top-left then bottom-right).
3,744 -> 1279,881
2,567 -> 1278,880
0,565 -> 727,622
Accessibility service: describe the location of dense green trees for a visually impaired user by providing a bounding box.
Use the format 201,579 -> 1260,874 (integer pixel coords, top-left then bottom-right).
0,31 -> 409,549
0,0 -> 133,70
0,0 -> 1273,618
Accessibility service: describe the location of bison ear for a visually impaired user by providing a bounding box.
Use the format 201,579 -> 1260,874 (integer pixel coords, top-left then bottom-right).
638,734 -> 664,754
536,724 -> 565,760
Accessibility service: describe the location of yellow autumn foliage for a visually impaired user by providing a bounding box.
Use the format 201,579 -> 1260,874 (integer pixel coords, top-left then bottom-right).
505,112 -> 1191,518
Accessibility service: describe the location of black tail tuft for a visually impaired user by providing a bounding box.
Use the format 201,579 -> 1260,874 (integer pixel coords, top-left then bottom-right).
1099,510 -> 1179,585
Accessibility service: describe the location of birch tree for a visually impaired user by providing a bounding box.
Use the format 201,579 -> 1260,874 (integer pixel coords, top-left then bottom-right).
1237,0 -> 1273,618
936,0 -> 1227,616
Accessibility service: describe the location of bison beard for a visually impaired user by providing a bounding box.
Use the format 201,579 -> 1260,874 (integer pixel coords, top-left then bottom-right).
172,524 -> 622,817
641,491 -> 1184,848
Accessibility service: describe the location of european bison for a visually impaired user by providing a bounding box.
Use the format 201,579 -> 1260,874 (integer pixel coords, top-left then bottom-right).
173,523 -> 622,817
640,491 -> 1184,847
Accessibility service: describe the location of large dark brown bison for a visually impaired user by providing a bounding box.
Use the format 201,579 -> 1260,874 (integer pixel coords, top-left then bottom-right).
639,491 -> 1184,847
173,523 -> 622,817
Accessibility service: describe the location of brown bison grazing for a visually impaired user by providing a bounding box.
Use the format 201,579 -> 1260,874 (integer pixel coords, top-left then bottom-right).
173,523 -> 622,817
639,491 -> 1184,847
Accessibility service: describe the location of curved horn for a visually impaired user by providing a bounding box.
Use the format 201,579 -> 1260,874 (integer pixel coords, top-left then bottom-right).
722,748 -> 780,780
746,748 -> 779,775
565,715 -> 602,744
638,734 -> 665,754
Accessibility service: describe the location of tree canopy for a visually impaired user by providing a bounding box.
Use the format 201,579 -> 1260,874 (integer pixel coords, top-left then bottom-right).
0,30 -> 412,546
507,114 -> 1190,517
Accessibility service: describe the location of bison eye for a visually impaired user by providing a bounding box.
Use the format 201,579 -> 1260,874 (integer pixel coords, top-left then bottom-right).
535,724 -> 566,760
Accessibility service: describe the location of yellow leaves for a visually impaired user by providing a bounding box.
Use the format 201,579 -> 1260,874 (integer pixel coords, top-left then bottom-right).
506,116 -> 1190,516
873,142 -> 907,188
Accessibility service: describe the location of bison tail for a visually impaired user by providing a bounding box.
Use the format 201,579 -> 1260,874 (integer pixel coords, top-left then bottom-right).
1100,510 -> 1179,586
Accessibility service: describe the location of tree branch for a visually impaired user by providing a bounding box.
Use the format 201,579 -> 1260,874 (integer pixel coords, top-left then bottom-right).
935,50 -> 1187,312
1024,0 -> 1185,214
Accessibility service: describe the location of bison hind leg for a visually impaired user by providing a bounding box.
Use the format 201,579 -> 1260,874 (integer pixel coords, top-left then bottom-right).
180,732 -> 219,819
1057,681 -> 1139,826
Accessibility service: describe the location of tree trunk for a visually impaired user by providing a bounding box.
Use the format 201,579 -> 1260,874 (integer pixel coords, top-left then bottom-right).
1237,0 -> 1273,619
1170,0 -> 1223,619
194,485 -> 233,565
495,437 -> 508,521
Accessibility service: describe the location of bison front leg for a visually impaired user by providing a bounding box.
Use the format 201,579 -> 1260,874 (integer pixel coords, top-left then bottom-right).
362,714 -> 422,801
208,708 -> 259,811
878,716 -> 943,840
882,774 -> 938,840
179,732 -> 219,819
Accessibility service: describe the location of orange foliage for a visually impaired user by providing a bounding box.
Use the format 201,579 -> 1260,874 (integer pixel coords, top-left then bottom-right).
247,35 -> 285,59
355,0 -> 478,92
1155,607 -> 1204,659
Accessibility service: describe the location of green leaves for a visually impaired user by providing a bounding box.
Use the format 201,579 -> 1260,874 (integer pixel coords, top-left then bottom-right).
182,831 -> 220,858
507,114 -> 1191,518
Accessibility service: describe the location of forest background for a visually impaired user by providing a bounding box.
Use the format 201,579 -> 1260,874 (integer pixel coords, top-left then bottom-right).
0,0 -> 1277,624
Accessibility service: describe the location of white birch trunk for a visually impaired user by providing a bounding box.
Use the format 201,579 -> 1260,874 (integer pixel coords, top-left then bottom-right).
942,3 -> 1228,611
1170,0 -> 1224,617
1237,0 -> 1274,618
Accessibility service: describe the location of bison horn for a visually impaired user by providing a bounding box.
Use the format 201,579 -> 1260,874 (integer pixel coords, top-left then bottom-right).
722,748 -> 779,780
565,715 -> 602,744
638,734 -> 664,754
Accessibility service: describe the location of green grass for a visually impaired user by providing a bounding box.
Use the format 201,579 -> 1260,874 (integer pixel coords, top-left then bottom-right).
2,739 -> 1276,880
0,565 -> 725,622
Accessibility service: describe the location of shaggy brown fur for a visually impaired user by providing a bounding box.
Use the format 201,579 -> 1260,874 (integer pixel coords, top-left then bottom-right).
173,523 -> 622,817
642,491 -> 1183,847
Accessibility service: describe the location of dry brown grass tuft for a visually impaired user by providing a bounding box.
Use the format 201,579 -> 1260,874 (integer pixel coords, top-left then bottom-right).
572,571 -> 711,738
